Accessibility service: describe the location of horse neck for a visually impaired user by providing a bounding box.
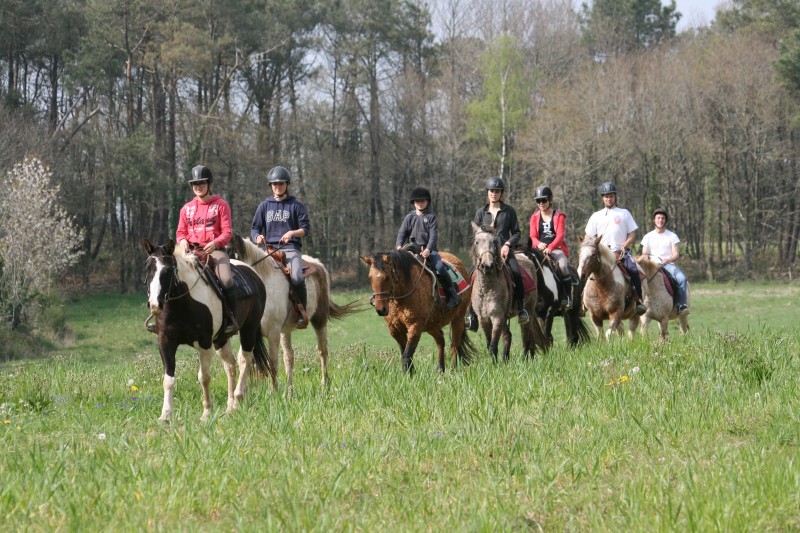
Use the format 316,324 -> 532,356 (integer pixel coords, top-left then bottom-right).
174,251 -> 203,291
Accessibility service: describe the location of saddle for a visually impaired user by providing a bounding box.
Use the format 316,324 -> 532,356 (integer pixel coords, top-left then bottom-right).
435,260 -> 470,301
265,245 -> 318,328
658,267 -> 678,301
189,249 -> 257,301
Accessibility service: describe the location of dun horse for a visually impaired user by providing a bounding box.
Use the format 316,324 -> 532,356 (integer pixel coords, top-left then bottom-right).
143,239 -> 272,421
227,233 -> 361,396
577,235 -> 641,340
470,223 -> 551,360
526,247 -> 591,347
360,250 -> 477,374
635,255 -> 690,339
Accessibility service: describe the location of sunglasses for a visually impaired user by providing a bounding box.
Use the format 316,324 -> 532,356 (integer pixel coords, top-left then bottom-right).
536,199 -> 549,204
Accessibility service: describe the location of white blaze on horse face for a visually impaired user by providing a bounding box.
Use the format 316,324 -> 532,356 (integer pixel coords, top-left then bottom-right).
148,257 -> 165,312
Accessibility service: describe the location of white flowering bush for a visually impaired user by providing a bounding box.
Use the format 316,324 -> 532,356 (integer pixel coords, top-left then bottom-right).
0,157 -> 84,328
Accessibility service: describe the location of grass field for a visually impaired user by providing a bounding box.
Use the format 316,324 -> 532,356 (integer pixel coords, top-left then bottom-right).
1,282 -> 799,531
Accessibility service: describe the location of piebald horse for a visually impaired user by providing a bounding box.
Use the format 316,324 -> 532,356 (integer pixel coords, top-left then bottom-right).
577,235 -> 641,340
470,223 -> 551,360
227,233 -> 362,396
143,239 -> 272,421
635,255 -> 690,339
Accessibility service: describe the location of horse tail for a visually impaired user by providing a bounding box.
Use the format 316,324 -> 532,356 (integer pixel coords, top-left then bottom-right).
564,309 -> 592,346
329,299 -> 366,320
456,327 -> 478,366
251,329 -> 275,381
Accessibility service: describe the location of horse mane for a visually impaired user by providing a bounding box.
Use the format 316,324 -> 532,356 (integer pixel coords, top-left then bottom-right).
372,250 -> 416,284
581,234 -> 616,268
635,254 -> 661,277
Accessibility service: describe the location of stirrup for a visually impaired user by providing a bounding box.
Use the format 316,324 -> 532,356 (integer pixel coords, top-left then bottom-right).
518,308 -> 530,325
635,303 -> 647,316
465,313 -> 478,332
560,296 -> 572,311
295,305 -> 309,329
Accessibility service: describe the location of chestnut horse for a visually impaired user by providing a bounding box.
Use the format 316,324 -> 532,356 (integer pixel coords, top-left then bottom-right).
227,233 -> 362,396
635,255 -> 690,339
577,235 -> 641,340
143,239 -> 272,421
469,223 -> 551,360
360,250 -> 477,374
525,247 -> 591,347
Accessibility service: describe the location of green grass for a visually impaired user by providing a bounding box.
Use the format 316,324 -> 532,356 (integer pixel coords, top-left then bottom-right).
1,283 -> 799,531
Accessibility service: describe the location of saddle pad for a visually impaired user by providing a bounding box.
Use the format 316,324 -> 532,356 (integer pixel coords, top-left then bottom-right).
231,266 -> 255,298
659,268 -> 676,299
436,260 -> 470,299
520,266 -> 537,294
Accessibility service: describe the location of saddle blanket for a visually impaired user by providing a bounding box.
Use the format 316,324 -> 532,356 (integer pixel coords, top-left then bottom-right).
436,260 -> 470,299
520,266 -> 536,294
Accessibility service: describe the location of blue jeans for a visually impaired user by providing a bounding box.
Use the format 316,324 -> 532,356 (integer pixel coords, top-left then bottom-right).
662,263 -> 688,306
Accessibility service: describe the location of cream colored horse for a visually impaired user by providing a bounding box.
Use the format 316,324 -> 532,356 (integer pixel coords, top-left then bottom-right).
635,255 -> 690,339
577,235 -> 641,340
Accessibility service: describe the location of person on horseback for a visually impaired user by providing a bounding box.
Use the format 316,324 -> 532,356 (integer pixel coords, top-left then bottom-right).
584,182 -> 647,316
176,165 -> 239,334
529,185 -> 576,310
465,176 -> 530,331
250,165 -> 311,328
395,187 -> 461,309
641,207 -> 690,315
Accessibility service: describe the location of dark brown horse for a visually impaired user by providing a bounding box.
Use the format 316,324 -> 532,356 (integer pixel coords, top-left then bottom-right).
360,250 -> 477,374
143,239 -> 273,421
577,235 -> 641,339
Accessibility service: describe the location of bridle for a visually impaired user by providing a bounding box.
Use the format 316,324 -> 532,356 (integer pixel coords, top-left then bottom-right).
579,240 -> 612,281
146,251 -> 199,304
369,254 -> 427,307
473,230 -> 503,274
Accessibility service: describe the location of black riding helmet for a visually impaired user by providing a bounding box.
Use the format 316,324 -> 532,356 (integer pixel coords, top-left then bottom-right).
408,187 -> 432,204
485,176 -> 505,190
534,185 -> 553,201
267,165 -> 292,184
598,182 -> 617,196
653,207 -> 669,222
188,165 -> 213,184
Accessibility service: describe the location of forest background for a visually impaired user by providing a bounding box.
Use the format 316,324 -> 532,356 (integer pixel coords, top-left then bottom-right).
2,0 -> 800,332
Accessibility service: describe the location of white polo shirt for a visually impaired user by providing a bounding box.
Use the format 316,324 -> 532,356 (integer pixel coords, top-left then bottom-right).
641,229 -> 680,263
585,207 -> 638,252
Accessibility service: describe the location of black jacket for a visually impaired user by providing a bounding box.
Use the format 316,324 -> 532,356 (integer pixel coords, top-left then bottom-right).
473,203 -> 521,248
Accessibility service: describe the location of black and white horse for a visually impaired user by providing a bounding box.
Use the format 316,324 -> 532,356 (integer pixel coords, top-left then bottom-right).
526,247 -> 591,346
143,239 -> 273,421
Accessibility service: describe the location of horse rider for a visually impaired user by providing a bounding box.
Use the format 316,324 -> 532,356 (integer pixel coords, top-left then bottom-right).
641,207 -> 690,315
395,187 -> 461,309
529,184 -> 575,310
176,165 -> 239,334
250,165 -> 311,328
584,182 -> 647,316
465,176 -> 530,331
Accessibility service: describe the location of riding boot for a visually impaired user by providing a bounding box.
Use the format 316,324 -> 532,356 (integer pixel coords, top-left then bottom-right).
293,281 -> 309,329
223,287 -> 239,335
465,305 -> 479,332
559,274 -> 573,310
438,274 -> 461,309
513,274 -> 530,324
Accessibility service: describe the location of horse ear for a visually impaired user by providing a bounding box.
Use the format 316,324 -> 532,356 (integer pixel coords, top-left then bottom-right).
359,256 -> 373,266
165,239 -> 175,255
143,239 -> 155,255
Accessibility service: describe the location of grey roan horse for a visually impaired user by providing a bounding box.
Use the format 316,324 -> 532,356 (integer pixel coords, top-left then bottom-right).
470,222 -> 550,360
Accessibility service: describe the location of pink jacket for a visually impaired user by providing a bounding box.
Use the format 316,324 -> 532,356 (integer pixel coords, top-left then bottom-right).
176,195 -> 233,249
529,209 -> 569,256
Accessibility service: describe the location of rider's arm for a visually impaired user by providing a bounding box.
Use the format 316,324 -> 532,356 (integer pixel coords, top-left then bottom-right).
622,231 -> 636,253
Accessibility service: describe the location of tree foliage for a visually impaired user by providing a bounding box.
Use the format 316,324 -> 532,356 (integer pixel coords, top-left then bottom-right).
0,158 -> 84,328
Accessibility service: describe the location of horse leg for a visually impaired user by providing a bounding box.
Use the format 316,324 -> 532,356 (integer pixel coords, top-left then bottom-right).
158,341 -> 178,422
605,316 -> 621,340
430,329 -> 446,373
659,318 -> 670,340
196,346 -> 215,421
402,331 -> 422,374
313,324 -> 330,390
501,322 -> 512,361
484,320 -> 501,361
233,346 -> 252,410
627,318 -> 639,340
679,315 -> 690,335
280,332 -> 295,399
639,315 -> 651,336
216,340 -> 239,414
